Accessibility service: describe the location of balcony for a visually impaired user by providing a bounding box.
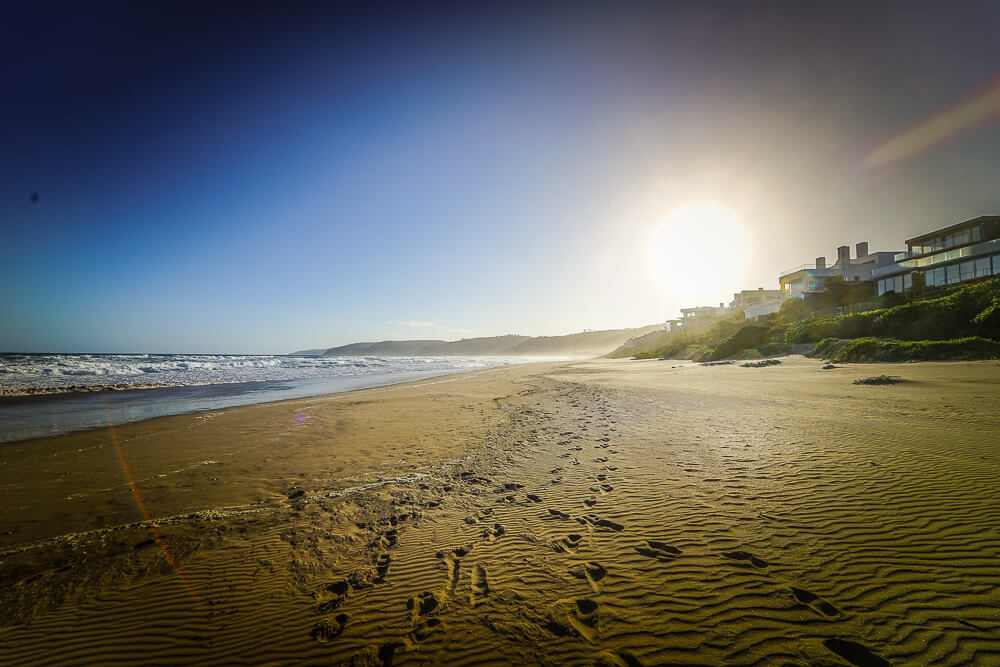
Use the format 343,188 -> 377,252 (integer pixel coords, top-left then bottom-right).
779,263 -> 816,278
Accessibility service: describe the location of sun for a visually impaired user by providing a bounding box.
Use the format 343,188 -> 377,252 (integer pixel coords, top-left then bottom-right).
647,202 -> 749,305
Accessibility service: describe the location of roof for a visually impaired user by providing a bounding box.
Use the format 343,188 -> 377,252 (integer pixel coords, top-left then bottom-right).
905,215 -> 1000,245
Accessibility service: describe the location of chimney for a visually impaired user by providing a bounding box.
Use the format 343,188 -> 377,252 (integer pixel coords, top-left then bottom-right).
758,287 -> 764,292
856,241 -> 869,258
816,256 -> 826,269
837,245 -> 850,267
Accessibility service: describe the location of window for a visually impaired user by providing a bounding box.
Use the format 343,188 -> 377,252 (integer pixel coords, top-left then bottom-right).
934,267 -> 946,286
955,230 -> 970,246
946,234 -> 955,249
947,264 -> 960,284
894,275 -> 903,292
960,260 -> 975,281
975,257 -> 991,277
972,225 -> 982,242
994,255 -> 1000,275
877,279 -> 886,295
904,273 -> 912,290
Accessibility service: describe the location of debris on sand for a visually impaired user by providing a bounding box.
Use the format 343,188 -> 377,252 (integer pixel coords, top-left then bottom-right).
852,375 -> 902,385
741,359 -> 781,368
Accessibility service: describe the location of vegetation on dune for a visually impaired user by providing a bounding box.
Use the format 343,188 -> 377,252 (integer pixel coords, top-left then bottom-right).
610,276 -> 1000,363
812,336 -> 1000,363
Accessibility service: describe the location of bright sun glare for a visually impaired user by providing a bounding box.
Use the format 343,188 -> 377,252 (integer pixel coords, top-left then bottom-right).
648,202 -> 749,305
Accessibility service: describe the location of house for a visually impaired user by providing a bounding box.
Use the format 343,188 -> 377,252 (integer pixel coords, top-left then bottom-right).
730,288 -> 783,319
680,303 -> 729,322
872,216 -> 1000,295
779,241 -> 900,299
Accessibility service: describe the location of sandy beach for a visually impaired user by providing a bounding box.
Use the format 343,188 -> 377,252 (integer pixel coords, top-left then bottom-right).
2,357 -> 999,666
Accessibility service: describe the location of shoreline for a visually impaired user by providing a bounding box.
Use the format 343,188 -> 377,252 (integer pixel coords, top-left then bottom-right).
2,357 -> 999,665
0,360 -> 541,445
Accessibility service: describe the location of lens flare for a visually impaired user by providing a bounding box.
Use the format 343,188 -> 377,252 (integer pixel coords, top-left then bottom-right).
105,405 -> 202,605
867,76 -> 1000,167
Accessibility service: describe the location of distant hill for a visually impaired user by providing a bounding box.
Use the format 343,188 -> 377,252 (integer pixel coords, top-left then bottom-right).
320,340 -> 444,356
296,326 -> 664,358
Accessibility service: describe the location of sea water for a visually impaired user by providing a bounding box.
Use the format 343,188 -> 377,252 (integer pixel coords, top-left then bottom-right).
0,354 -> 527,443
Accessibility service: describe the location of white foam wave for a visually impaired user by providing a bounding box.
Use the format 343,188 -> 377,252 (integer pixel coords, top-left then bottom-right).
0,354 -> 522,396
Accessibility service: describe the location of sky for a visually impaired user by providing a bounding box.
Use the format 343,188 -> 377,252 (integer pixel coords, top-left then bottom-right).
3,1 -> 1000,353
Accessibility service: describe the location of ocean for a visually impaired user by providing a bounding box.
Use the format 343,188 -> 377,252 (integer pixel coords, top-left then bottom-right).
0,353 -> 528,443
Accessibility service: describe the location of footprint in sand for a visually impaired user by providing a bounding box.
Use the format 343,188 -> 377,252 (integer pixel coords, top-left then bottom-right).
374,554 -> 392,584
720,550 -> 768,568
789,587 -> 839,617
464,508 -> 494,524
583,498 -> 598,507
547,508 -> 571,520
310,613 -> 348,642
480,523 -> 505,542
407,591 -> 439,620
526,494 -> 543,503
316,579 -> 350,612
567,598 -> 600,643
556,533 -> 584,553
470,563 -> 491,606
595,457 -> 609,463
437,546 -> 472,595
597,650 -> 646,667
572,561 -> 608,594
635,540 -> 681,562
371,528 -> 399,549
822,638 -> 890,667
582,515 -> 625,531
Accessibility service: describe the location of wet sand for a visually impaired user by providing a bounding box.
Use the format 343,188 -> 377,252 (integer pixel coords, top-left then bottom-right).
2,357 -> 999,665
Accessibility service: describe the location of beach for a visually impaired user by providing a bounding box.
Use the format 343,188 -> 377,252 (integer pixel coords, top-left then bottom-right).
2,357 -> 999,665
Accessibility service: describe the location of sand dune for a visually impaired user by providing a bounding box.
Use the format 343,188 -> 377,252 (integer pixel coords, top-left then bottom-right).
2,358 -> 999,665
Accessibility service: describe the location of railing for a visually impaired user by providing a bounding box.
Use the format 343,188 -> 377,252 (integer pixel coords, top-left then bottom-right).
811,301 -> 884,318
779,263 -> 815,278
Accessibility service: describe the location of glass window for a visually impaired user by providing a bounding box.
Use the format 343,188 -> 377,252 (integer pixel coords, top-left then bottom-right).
904,273 -> 913,290
955,230 -> 970,246
994,255 -> 1000,275
946,234 -> 955,249
894,275 -> 903,292
975,257 -> 991,277
960,260 -> 975,281
972,225 -> 982,242
935,267 -> 946,286
947,264 -> 960,284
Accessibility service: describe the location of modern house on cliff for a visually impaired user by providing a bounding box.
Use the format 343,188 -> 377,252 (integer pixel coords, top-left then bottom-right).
872,216 -> 1000,295
779,242 -> 900,299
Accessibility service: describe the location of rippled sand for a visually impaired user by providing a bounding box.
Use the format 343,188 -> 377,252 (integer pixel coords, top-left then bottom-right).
2,357 -> 999,665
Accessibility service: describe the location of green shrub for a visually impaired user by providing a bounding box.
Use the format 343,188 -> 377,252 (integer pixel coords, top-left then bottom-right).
777,298 -> 812,323
709,325 -> 768,360
759,342 -> 789,357
826,336 -> 1000,363
973,297 -> 1000,338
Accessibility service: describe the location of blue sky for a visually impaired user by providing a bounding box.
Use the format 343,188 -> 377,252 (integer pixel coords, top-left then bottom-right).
3,2 -> 1000,353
